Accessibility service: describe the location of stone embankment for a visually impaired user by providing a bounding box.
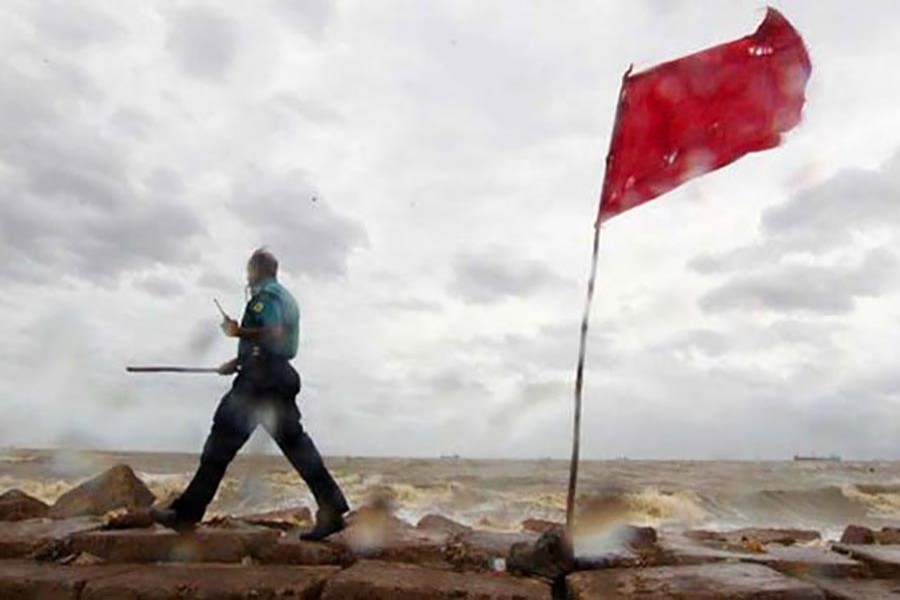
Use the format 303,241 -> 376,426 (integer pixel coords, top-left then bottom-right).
2,464 -> 899,598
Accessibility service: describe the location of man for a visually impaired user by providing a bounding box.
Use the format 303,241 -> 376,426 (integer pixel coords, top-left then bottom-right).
152,248 -> 349,540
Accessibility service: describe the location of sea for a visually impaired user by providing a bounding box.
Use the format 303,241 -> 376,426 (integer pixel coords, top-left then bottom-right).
2,448 -> 899,540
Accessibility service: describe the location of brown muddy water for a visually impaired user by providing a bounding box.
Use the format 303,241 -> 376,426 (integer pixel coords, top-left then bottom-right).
2,448 -> 899,540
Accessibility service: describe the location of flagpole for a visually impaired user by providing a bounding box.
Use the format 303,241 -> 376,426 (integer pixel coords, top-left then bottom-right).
565,65 -> 629,536
565,222 -> 603,533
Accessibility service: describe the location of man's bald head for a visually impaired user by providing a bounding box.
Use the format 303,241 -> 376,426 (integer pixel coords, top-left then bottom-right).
247,247 -> 278,286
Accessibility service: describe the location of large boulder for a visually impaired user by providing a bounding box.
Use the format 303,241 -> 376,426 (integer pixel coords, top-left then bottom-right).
444,529 -> 539,571
48,465 -> 155,519
508,525 -> 575,580
840,525 -> 876,545
416,514 -> 471,536
0,490 -> 49,522
330,506 -> 449,567
573,524 -> 662,570
522,518 -> 562,534
876,527 -> 900,544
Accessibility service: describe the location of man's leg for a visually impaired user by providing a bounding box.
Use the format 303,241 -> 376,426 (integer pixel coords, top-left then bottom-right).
265,401 -> 349,516
167,389 -> 255,525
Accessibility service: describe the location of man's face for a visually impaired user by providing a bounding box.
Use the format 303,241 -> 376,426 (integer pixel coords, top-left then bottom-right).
246,261 -> 261,287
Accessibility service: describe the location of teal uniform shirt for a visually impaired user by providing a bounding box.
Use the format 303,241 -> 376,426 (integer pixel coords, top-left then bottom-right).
238,277 -> 300,361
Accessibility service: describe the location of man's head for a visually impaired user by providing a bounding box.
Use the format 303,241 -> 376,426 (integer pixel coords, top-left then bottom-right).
247,247 -> 278,287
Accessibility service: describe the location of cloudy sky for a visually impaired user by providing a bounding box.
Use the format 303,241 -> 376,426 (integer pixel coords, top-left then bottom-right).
2,0 -> 900,459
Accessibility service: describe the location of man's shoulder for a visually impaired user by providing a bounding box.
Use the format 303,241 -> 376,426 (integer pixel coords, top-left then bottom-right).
259,281 -> 298,311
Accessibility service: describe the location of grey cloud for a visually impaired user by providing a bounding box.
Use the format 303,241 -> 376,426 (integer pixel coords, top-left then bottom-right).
270,93 -> 342,124
144,168 -> 186,195
0,59 -> 203,284
371,297 -> 443,313
657,328 -> 731,357
655,319 -> 843,360
762,167 -> 900,253
270,0 -> 333,38
691,158 -> 900,275
167,6 -> 238,81
28,0 -> 121,49
473,320 -> 617,373
699,249 -> 898,315
134,274 -> 185,297
197,270 -> 233,291
691,154 -> 900,315
489,378 -> 568,430
450,249 -> 565,304
110,108 -> 155,141
232,169 -> 367,279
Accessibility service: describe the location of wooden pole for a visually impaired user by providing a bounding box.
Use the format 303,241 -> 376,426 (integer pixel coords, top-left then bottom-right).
565,66 -> 630,536
565,223 -> 603,533
126,366 -> 219,373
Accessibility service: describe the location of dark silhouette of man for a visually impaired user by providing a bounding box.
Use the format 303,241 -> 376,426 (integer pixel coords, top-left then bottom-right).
152,248 -> 349,540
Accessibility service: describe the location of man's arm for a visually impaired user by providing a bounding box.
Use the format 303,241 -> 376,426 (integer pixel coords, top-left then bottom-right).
217,357 -> 240,375
220,319 -> 284,340
220,292 -> 285,341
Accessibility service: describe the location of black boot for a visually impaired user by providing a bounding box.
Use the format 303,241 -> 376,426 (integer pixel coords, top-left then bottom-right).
300,508 -> 346,541
150,507 -> 197,533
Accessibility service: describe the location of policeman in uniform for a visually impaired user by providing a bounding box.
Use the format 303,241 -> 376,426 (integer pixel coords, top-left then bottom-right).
152,248 -> 349,540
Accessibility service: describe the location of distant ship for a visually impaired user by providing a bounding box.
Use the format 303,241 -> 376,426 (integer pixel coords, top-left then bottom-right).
793,454 -> 842,462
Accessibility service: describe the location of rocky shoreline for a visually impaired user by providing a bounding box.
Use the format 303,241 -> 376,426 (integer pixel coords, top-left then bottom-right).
1,464 -> 898,598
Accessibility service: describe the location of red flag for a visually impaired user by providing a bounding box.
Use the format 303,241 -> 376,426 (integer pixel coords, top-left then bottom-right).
597,8 -> 811,224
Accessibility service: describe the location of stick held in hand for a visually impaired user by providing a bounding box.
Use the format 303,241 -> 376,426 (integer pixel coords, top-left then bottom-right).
126,366 -> 220,373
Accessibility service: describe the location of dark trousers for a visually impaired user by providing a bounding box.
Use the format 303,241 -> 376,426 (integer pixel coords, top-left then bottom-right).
171,358 -> 349,523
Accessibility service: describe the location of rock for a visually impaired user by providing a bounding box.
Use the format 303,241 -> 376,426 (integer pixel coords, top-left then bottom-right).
566,563 -> 825,599
687,527 -> 821,547
444,529 -> 540,571
875,527 -> 900,544
235,505 -> 312,531
573,524 -> 662,570
416,514 -> 471,536
840,525 -> 876,545
103,508 -> 154,530
330,506 -> 452,566
345,504 -> 412,531
743,545 -> 867,579
80,563 -> 339,600
832,544 -> 900,578
320,560 -> 552,600
0,560 -> 132,600
67,552 -> 105,566
0,490 -> 49,522
66,525 -> 280,563
622,524 -> 658,550
257,537 -> 354,566
331,519 -> 449,567
48,465 -> 155,519
0,517 -> 103,559
811,577 -> 900,600
508,525 -> 575,580
522,518 -> 562,534
658,534 -> 763,566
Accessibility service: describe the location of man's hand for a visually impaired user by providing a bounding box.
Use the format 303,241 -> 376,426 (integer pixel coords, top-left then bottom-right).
220,317 -> 240,338
217,358 -> 239,376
